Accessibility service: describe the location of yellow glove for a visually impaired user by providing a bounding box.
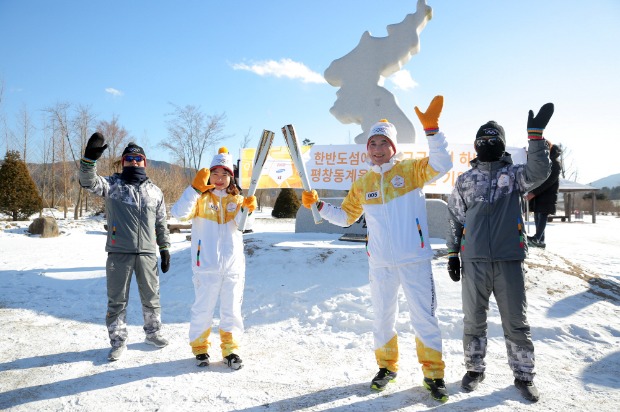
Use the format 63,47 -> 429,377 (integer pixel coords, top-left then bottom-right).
192,168 -> 215,193
302,190 -> 319,209
414,95 -> 443,135
242,196 -> 257,213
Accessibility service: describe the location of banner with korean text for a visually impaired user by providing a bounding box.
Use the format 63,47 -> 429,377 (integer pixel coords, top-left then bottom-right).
239,144 -> 526,194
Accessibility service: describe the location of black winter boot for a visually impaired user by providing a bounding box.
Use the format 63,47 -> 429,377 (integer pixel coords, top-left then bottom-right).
461,371 -> 485,392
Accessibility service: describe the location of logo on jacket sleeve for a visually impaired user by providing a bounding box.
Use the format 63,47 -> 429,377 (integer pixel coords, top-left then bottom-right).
391,175 -> 404,188
366,191 -> 380,200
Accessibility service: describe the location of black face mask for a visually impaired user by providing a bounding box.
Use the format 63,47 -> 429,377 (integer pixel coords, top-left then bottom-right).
121,166 -> 147,184
475,138 -> 505,162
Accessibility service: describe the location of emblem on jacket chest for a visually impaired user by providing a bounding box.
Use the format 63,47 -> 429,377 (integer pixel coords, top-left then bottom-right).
497,174 -> 510,188
391,175 -> 405,188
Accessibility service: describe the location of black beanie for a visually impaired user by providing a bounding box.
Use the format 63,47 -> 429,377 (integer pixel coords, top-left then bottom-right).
122,142 -> 146,158
476,121 -> 506,149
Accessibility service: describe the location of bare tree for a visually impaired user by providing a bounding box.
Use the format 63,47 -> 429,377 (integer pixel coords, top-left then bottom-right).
17,105 -> 36,164
44,102 -> 73,218
1,116 -> 13,155
557,143 -> 578,182
148,165 -> 188,213
161,103 -> 228,183
73,105 -> 97,218
43,117 -> 58,208
239,127 -> 253,150
39,117 -> 54,209
0,77 -> 6,154
0,77 -> 15,155
96,114 -> 129,175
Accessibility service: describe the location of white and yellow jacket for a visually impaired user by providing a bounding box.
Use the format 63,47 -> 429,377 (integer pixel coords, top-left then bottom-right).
171,187 -> 246,275
318,132 -> 452,269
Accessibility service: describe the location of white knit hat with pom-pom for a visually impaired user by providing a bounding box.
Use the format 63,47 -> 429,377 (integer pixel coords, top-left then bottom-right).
367,119 -> 397,152
209,147 -> 234,175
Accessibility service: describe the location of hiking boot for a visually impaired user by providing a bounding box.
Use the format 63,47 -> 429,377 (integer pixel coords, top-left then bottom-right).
107,344 -> 126,361
515,378 -> 540,402
461,371 -> 485,392
423,377 -> 449,402
145,333 -> 169,348
370,368 -> 397,391
224,353 -> 243,370
196,353 -> 210,367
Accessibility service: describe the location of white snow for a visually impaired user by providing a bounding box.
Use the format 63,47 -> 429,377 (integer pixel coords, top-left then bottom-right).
1,210 -> 619,411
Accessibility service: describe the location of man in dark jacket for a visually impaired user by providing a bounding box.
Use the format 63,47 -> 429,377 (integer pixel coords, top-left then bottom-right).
446,103 -> 554,402
79,133 -> 171,361
526,143 -> 562,248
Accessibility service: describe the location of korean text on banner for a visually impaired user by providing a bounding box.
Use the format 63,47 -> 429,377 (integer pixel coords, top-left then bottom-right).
240,144 -> 526,195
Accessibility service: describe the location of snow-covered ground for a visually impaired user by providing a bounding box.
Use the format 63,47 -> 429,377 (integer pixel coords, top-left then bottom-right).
1,209 -> 619,411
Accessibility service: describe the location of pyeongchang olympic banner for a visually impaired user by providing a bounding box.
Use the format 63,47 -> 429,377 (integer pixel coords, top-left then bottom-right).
239,144 -> 526,195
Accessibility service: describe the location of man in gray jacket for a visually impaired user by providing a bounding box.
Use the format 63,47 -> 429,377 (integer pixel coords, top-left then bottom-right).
79,133 -> 171,361
446,103 -> 554,402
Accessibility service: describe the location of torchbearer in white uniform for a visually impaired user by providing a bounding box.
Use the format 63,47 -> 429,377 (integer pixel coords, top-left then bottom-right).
171,147 -> 257,370
302,96 -> 453,402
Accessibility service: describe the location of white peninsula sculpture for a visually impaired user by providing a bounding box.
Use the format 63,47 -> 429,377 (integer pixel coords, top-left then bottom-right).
324,0 -> 432,144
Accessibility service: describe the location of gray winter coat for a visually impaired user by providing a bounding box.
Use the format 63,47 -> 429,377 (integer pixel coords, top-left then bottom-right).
447,139 -> 550,262
79,161 -> 170,254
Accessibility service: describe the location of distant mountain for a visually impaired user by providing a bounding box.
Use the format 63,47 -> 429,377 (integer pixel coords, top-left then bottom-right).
589,173 -> 620,189
147,159 -> 185,171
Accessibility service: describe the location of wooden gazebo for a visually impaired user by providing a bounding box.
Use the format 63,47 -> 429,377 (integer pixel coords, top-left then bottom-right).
553,178 -> 599,223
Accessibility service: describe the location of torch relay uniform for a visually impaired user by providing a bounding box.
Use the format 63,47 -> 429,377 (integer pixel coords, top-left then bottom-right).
171,149 -> 251,362
317,121 -> 452,380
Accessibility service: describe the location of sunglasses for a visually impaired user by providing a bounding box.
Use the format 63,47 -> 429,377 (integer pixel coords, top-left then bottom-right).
124,155 -> 145,162
475,136 -> 500,146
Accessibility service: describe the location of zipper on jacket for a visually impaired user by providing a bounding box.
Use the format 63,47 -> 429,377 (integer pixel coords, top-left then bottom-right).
379,167 -> 396,266
138,183 -> 144,254
485,162 -> 493,258
218,194 -> 225,270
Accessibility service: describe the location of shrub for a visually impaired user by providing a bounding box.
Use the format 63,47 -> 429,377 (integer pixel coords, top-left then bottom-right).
0,151 -> 43,220
271,188 -> 300,218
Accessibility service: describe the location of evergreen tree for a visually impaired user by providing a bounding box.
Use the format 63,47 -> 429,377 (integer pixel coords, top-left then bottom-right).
0,150 -> 43,220
271,188 -> 301,218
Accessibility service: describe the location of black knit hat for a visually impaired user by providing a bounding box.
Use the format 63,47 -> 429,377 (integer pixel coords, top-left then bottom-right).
476,121 -> 506,148
122,142 -> 146,158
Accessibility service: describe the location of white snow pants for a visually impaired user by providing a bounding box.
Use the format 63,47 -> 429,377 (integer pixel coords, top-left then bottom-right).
369,259 -> 445,377
189,269 -> 245,356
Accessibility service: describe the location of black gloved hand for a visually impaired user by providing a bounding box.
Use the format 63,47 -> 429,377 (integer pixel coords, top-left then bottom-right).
160,249 -> 170,274
447,256 -> 461,282
84,132 -> 108,161
527,103 -> 554,139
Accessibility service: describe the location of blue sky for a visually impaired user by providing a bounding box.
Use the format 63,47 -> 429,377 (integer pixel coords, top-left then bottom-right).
1,0 -> 618,184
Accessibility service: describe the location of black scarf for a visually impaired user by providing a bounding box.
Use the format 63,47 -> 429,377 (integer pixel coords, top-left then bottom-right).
475,141 -> 505,162
121,166 -> 147,185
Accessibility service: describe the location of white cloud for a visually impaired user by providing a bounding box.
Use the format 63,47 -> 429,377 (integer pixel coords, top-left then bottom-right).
105,88 -> 123,97
232,58 -> 326,84
388,70 -> 418,91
